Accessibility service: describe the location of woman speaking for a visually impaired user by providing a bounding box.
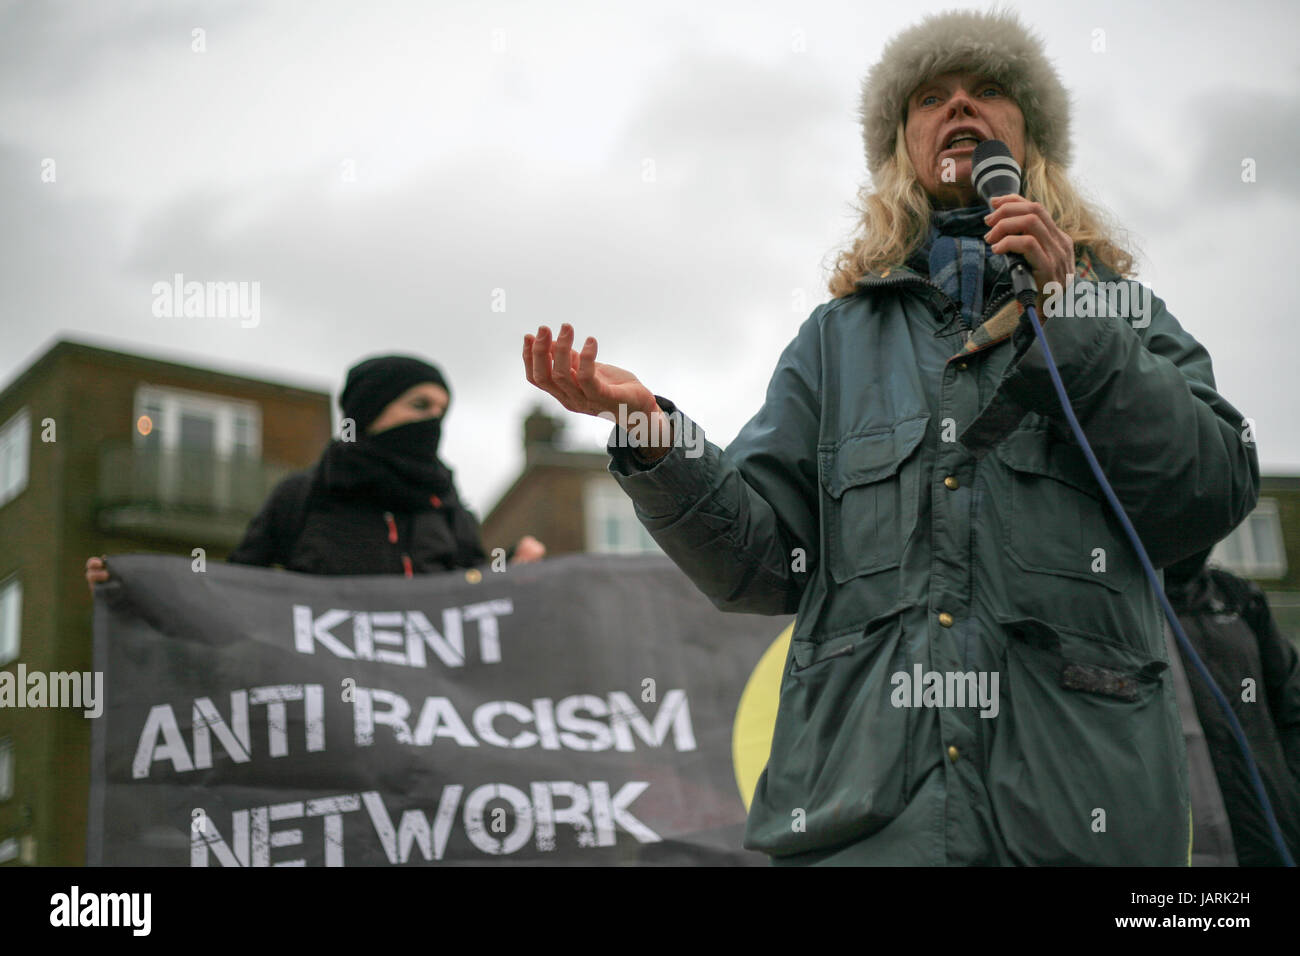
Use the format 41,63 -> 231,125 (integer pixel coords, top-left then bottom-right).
521,9 -> 1258,866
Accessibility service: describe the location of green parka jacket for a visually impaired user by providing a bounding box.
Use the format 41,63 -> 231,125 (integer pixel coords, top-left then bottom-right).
607,250 -> 1260,865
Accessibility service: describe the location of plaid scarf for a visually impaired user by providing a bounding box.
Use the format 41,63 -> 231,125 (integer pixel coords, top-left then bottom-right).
906,204 -> 1012,329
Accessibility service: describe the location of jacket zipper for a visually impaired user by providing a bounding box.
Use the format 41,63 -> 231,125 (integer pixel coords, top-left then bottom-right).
383,511 -> 414,579
856,268 -> 953,304
857,268 -> 1016,345
977,288 -> 1016,326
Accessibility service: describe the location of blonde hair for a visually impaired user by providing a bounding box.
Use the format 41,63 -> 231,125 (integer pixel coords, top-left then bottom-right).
827,121 -> 1139,298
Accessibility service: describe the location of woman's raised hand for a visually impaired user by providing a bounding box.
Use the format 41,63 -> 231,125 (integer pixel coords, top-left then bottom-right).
523,324 -> 658,421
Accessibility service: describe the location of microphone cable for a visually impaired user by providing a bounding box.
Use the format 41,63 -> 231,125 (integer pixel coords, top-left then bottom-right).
1013,290 -> 1295,866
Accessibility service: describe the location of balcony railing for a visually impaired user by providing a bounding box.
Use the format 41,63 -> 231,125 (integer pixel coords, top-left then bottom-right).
97,444 -> 294,547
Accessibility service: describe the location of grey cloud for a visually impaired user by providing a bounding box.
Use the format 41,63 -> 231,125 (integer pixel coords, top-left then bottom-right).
117,51 -> 866,372
1188,90 -> 1300,201
0,0 -> 258,96
0,138 -> 131,389
106,53 -> 869,504
610,51 -> 858,232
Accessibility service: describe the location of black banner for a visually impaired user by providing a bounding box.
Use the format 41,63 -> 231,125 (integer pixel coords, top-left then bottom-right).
88,553 -> 792,865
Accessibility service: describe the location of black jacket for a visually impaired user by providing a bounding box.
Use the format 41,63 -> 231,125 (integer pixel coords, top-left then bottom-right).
227,470 -> 487,576
1168,564 -> 1300,865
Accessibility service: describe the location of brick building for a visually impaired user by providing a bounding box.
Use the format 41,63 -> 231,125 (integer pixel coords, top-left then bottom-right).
481,407 -> 661,558
0,340 -> 331,865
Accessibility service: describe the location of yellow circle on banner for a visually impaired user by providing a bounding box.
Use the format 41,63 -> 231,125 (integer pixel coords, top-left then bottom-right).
732,621 -> 793,811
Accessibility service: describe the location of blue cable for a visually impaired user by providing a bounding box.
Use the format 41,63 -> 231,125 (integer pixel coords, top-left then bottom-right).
1018,299 -> 1294,867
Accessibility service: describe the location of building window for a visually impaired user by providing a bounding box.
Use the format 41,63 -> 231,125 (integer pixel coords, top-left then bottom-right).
584,478 -> 661,555
134,385 -> 261,458
232,410 -> 256,457
0,576 -> 19,667
603,515 -> 621,550
0,409 -> 30,508
1210,498 -> 1288,579
132,386 -> 262,510
0,738 -> 12,802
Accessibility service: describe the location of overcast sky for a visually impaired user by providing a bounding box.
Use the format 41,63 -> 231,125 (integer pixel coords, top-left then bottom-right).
2,0 -> 1297,518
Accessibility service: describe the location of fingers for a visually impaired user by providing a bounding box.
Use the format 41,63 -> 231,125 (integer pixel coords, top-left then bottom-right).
985,195 -> 1050,239
528,326 -> 554,391
987,217 -> 1049,260
984,210 -> 1050,248
984,196 -> 1072,288
985,197 -> 1069,255
989,232 -> 1046,266
548,325 -> 589,408
523,329 -> 561,391
86,556 -> 109,587
510,534 -> 547,564
528,326 -> 574,409
551,324 -> 573,386
574,334 -> 600,393
522,333 -> 536,387
524,325 -> 597,413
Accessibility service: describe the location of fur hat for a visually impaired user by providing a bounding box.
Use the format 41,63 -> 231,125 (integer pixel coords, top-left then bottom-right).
859,8 -> 1071,174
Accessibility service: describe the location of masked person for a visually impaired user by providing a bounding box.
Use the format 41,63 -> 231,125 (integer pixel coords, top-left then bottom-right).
87,354 -> 544,584
1165,548 -> 1300,866
523,9 -> 1258,865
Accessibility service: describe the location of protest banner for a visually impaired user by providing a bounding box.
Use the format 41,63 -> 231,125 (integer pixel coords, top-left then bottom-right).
88,553 -> 792,865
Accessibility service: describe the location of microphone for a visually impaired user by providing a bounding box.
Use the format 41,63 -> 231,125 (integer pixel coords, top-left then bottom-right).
971,139 -> 1038,303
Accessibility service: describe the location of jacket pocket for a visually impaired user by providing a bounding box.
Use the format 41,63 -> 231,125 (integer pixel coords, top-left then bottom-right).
818,416 -> 927,584
743,613 -> 909,856
986,615 -> 1187,865
994,424 -> 1137,593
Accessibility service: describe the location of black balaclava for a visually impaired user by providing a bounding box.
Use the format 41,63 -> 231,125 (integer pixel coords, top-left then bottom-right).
317,355 -> 457,511
340,355 -> 450,434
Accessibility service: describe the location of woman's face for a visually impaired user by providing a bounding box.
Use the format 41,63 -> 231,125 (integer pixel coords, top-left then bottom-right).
903,70 -> 1026,208
367,383 -> 450,434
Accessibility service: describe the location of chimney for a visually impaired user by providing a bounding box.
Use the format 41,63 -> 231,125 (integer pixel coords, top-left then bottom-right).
524,406 -> 563,465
